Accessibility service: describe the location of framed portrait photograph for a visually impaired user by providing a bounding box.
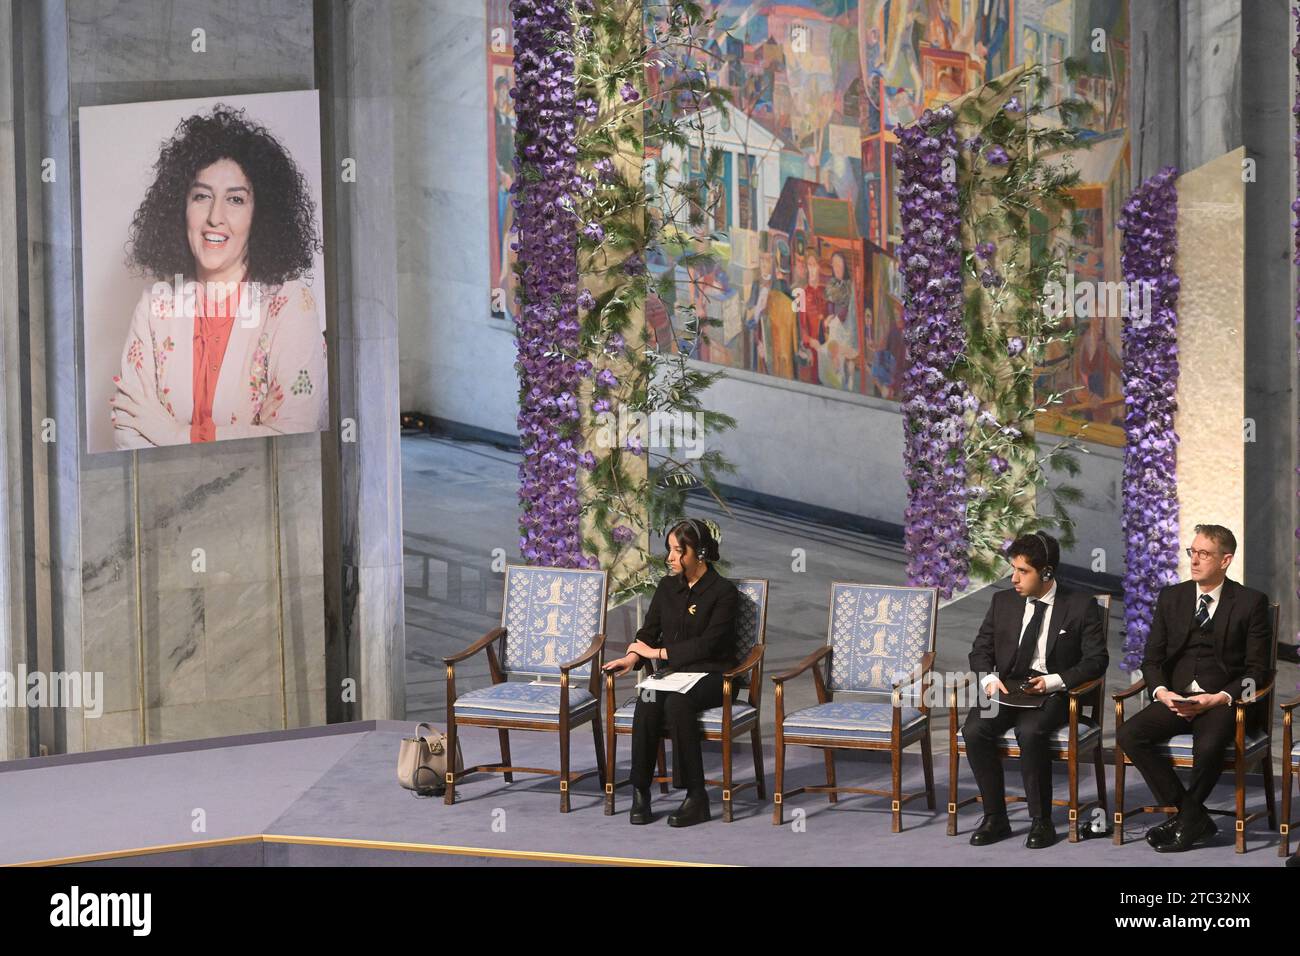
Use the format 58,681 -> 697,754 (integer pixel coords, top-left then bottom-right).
77,89 -> 327,454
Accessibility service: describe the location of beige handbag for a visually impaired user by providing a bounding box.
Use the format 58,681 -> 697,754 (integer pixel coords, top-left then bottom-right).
397,722 -> 463,796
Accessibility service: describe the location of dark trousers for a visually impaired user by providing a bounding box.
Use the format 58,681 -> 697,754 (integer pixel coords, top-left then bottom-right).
963,692 -> 1071,819
1116,699 -> 1236,819
629,671 -> 727,794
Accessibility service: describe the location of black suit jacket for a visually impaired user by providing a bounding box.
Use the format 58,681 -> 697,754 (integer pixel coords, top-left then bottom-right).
635,565 -> 739,673
968,583 -> 1108,690
1139,578 -> 1273,703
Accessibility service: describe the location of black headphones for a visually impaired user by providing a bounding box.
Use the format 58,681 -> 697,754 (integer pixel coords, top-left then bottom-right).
1033,530 -> 1058,581
671,518 -> 718,562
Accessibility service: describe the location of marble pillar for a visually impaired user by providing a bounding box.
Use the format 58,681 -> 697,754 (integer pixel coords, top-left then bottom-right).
316,0 -> 406,722
2,0 -> 332,758
1173,149 -> 1246,580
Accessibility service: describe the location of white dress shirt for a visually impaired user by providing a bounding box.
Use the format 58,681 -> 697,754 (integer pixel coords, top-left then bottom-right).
1153,580 -> 1232,705
981,581 -> 1065,695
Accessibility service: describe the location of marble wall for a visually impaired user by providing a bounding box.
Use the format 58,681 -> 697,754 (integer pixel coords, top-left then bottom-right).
3,0 -> 331,757
392,0 -> 520,437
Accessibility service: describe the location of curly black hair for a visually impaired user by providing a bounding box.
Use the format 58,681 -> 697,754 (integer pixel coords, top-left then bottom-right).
127,103 -> 320,285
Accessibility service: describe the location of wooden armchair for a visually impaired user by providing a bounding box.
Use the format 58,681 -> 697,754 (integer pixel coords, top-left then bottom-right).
1112,603 -> 1279,853
444,565 -> 608,812
771,583 -> 938,832
604,579 -> 768,822
1277,690 -> 1299,857
948,593 -> 1112,842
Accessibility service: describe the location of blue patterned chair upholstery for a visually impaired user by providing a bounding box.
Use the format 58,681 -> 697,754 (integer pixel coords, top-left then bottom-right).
772,583 -> 938,832
444,565 -> 608,812
1276,684 -> 1299,857
1114,603 -> 1279,854
604,579 -> 768,822
948,593 -> 1112,843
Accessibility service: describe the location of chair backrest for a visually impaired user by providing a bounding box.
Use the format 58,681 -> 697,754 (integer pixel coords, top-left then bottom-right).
1094,593 -> 1111,645
500,564 -> 608,678
732,579 -> 769,689
1265,602 -> 1280,734
826,583 -> 938,694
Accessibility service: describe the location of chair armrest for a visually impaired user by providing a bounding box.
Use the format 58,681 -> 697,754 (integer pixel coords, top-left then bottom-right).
724,645 -> 765,680
1068,677 -> 1103,698
1231,680 -> 1273,709
444,627 -> 505,666
770,645 -> 831,685
1112,678 -> 1147,702
559,633 -> 605,675
1280,692 -> 1300,713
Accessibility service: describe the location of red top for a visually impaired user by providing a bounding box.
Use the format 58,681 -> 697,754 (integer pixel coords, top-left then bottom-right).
189,280 -> 243,443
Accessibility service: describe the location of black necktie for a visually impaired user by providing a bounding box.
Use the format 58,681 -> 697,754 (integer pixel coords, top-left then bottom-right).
1011,600 -> 1047,678
1194,594 -> 1212,630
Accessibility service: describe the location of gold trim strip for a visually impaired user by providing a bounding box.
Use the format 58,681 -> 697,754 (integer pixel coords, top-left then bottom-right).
7,833 -> 731,868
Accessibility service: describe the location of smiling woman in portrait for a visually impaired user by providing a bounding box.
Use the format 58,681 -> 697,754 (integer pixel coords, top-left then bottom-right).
110,104 -> 326,448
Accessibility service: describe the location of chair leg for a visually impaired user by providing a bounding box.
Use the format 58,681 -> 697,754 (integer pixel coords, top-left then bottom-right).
592,716 -> 607,789
444,719 -> 458,806
1262,758 -> 1276,830
656,739 -> 669,794
947,737 -> 959,836
559,723 -> 572,814
890,742 -> 902,833
920,725 -> 936,810
722,731 -> 734,823
772,736 -> 786,826
824,750 -> 838,803
751,727 -> 767,801
1112,751 -> 1126,846
498,729 -> 513,783
604,724 -> 618,817
1068,751 -> 1082,843
1281,759 -> 1293,858
1094,745 -> 1108,814
1234,758 -> 1247,853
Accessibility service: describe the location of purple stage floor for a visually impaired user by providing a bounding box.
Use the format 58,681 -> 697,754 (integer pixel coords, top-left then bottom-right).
0,721 -> 1288,867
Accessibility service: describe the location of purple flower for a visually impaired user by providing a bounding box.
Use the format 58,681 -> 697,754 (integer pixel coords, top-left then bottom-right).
1006,337 -> 1025,357
1004,96 -> 1022,113
984,145 -> 1010,165
582,221 -> 605,243
975,241 -> 996,260
979,268 -> 1003,289
577,289 -> 596,311
595,368 -> 618,389
989,456 -> 1009,475
1119,166 -> 1181,670
619,82 -> 640,103
611,525 -> 634,544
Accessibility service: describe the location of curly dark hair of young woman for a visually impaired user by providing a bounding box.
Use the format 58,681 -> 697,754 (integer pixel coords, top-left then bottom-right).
126,103 -> 321,285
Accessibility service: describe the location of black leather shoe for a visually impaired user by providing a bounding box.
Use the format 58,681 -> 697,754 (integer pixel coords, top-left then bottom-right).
629,788 -> 653,825
1144,815 -> 1179,848
1287,853 -> 1299,868
667,792 -> 711,827
969,815 -> 1012,846
1025,817 -> 1057,849
1153,814 -> 1217,853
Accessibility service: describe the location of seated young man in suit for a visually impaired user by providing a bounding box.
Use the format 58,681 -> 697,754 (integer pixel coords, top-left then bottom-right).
963,531 -> 1109,848
1116,524 -> 1274,853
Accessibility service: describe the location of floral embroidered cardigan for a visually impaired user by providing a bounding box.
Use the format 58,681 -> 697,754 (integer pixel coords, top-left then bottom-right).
113,278 -> 328,449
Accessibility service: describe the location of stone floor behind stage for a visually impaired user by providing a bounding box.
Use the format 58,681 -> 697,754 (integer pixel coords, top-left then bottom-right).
401,433 -> 1299,764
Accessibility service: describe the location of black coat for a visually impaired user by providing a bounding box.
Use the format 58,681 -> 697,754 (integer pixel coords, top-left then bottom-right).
635,565 -> 739,673
968,582 -> 1109,690
1139,578 -> 1273,702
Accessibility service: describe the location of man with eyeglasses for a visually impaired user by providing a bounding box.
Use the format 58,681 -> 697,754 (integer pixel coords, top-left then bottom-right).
1116,524 -> 1274,853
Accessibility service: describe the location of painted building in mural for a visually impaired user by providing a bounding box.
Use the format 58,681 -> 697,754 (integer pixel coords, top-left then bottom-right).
487,0 -> 1129,444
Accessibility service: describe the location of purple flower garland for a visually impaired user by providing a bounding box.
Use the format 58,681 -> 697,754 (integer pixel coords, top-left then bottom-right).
894,109 -> 972,599
1117,167 -> 1181,671
509,0 -> 590,568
